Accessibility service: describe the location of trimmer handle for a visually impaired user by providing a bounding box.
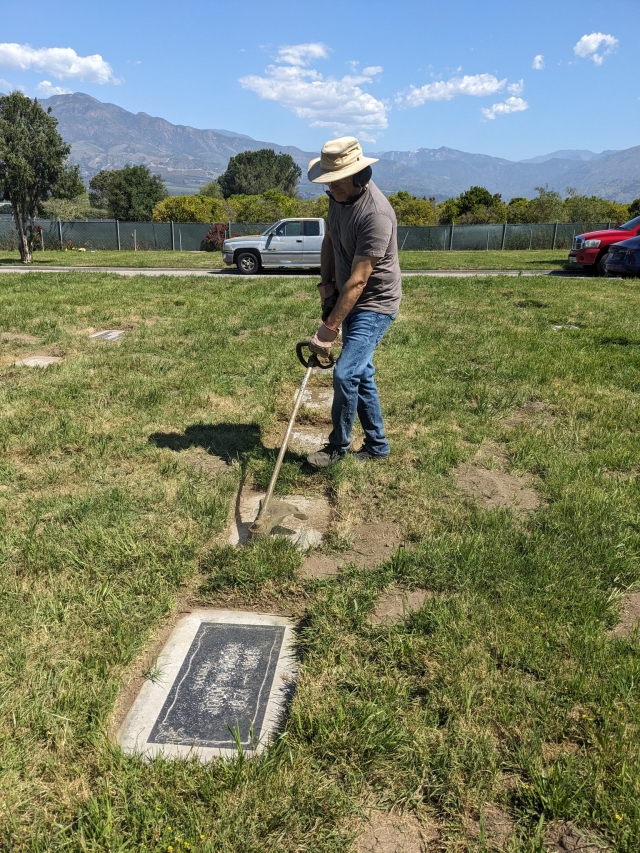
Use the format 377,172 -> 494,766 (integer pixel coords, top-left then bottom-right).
296,341 -> 335,370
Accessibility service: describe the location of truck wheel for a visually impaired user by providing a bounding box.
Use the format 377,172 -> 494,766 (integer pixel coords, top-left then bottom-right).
595,252 -> 609,277
236,252 -> 261,274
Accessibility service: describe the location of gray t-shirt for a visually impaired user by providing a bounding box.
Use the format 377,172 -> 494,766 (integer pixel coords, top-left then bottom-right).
327,180 -> 402,315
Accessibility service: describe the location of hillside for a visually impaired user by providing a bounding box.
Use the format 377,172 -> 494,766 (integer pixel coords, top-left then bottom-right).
40,93 -> 640,201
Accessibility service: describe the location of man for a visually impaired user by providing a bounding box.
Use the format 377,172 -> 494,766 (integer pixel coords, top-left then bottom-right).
306,136 -> 402,469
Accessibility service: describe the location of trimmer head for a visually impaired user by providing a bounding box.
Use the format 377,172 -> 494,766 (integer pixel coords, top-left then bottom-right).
247,499 -> 308,541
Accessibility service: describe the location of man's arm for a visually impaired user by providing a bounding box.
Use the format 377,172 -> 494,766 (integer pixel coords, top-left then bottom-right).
320,229 -> 335,284
325,255 -> 379,328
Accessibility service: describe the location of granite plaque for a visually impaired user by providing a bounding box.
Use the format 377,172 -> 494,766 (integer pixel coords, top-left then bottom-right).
118,610 -> 296,761
149,622 -> 285,749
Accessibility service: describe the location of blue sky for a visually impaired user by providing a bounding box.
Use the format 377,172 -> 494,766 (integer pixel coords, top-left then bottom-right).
0,0 -> 637,160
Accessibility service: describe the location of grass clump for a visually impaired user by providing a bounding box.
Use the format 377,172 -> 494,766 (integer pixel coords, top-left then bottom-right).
201,538 -> 302,597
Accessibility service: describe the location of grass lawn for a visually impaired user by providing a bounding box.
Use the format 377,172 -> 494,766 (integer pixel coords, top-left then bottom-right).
0,248 -> 569,271
1,271 -> 639,851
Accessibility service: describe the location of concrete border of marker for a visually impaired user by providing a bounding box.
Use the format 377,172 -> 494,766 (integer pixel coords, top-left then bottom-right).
118,609 -> 297,762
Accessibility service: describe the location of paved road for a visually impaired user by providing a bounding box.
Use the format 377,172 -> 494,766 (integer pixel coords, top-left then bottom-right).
0,265 -> 587,279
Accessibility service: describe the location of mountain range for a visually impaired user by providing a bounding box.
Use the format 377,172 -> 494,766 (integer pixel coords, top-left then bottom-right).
32,93 -> 640,202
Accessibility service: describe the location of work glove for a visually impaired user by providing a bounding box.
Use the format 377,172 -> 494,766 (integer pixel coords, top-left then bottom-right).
308,322 -> 338,357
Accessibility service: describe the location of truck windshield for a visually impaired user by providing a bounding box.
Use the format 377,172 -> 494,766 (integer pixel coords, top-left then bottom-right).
618,215 -> 640,231
262,222 -> 279,235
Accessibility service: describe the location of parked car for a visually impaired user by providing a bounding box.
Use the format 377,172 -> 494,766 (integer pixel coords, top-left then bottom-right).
222,218 -> 325,274
568,215 -> 640,276
603,235 -> 640,277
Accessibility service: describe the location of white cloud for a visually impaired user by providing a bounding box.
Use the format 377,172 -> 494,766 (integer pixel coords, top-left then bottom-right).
277,43 -> 329,67
573,32 -> 618,65
37,80 -> 72,96
507,79 -> 524,95
240,45 -> 388,139
399,73 -> 506,107
481,96 -> 529,121
0,43 -> 116,83
532,54 -> 545,70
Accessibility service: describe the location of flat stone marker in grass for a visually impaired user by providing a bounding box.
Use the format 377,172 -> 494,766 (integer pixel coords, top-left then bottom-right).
13,355 -> 62,367
118,609 -> 296,762
90,330 -> 126,341
296,387 -> 334,411
229,489 -> 330,550
289,426 -> 328,453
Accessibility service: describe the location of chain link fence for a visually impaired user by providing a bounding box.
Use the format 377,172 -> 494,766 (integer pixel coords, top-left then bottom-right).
398,222 -> 611,251
0,216 -> 613,253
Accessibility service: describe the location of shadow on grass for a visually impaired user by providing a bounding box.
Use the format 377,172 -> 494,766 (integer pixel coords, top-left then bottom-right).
149,422 -> 262,465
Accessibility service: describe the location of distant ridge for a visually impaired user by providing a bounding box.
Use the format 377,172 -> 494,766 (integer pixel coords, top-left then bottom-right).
40,92 -> 640,201
519,149 -> 617,164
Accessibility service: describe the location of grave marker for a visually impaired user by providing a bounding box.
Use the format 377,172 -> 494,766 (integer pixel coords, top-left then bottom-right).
90,330 -> 125,341
118,609 -> 296,761
14,356 -> 62,367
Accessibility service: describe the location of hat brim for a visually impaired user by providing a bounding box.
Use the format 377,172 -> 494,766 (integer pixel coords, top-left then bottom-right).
307,155 -> 378,184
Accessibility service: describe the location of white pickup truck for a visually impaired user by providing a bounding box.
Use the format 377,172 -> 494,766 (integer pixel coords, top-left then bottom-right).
222,217 -> 325,274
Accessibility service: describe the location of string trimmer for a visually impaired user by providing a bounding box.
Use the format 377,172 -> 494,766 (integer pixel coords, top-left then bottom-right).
247,342 -> 334,541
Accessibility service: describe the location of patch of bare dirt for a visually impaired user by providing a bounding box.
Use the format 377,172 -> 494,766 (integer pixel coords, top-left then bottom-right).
541,741 -> 580,763
354,811 -> 439,853
300,522 -> 404,579
466,804 -> 515,851
183,447 -> 234,475
608,591 -> 640,638
0,332 -> 38,344
369,586 -> 431,625
299,553 -> 341,580
543,820 -> 608,852
503,401 -> 554,429
453,442 -> 540,514
602,467 -> 639,481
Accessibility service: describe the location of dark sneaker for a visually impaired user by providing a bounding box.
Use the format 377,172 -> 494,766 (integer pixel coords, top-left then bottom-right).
307,444 -> 346,469
351,446 -> 389,463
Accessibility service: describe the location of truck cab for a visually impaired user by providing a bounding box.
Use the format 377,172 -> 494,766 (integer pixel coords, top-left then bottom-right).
568,215 -> 640,276
222,218 -> 325,274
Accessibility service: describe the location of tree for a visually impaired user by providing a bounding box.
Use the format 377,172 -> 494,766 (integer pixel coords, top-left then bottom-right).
198,179 -> 223,199
527,186 -> 565,223
51,162 -> 85,200
453,186 -> 506,224
88,165 -> 167,220
457,186 -> 495,215
226,190 -> 302,222
152,194 -> 226,223
88,170 -> 114,209
0,92 -> 70,263
217,149 -> 301,198
436,197 -> 460,224
39,196 -> 112,221
299,195 -> 329,218
387,191 -> 436,226
629,198 -> 640,219
506,197 -> 531,224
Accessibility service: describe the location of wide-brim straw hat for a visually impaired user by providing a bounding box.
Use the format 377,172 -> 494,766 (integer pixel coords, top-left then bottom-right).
308,136 -> 378,183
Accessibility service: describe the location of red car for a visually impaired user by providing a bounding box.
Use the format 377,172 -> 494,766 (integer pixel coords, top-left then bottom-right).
568,215 -> 640,275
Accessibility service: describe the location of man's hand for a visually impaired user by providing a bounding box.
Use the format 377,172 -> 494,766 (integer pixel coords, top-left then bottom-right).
308,322 -> 338,357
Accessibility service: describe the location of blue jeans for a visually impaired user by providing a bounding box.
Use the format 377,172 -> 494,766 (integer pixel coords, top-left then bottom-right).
329,310 -> 395,456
